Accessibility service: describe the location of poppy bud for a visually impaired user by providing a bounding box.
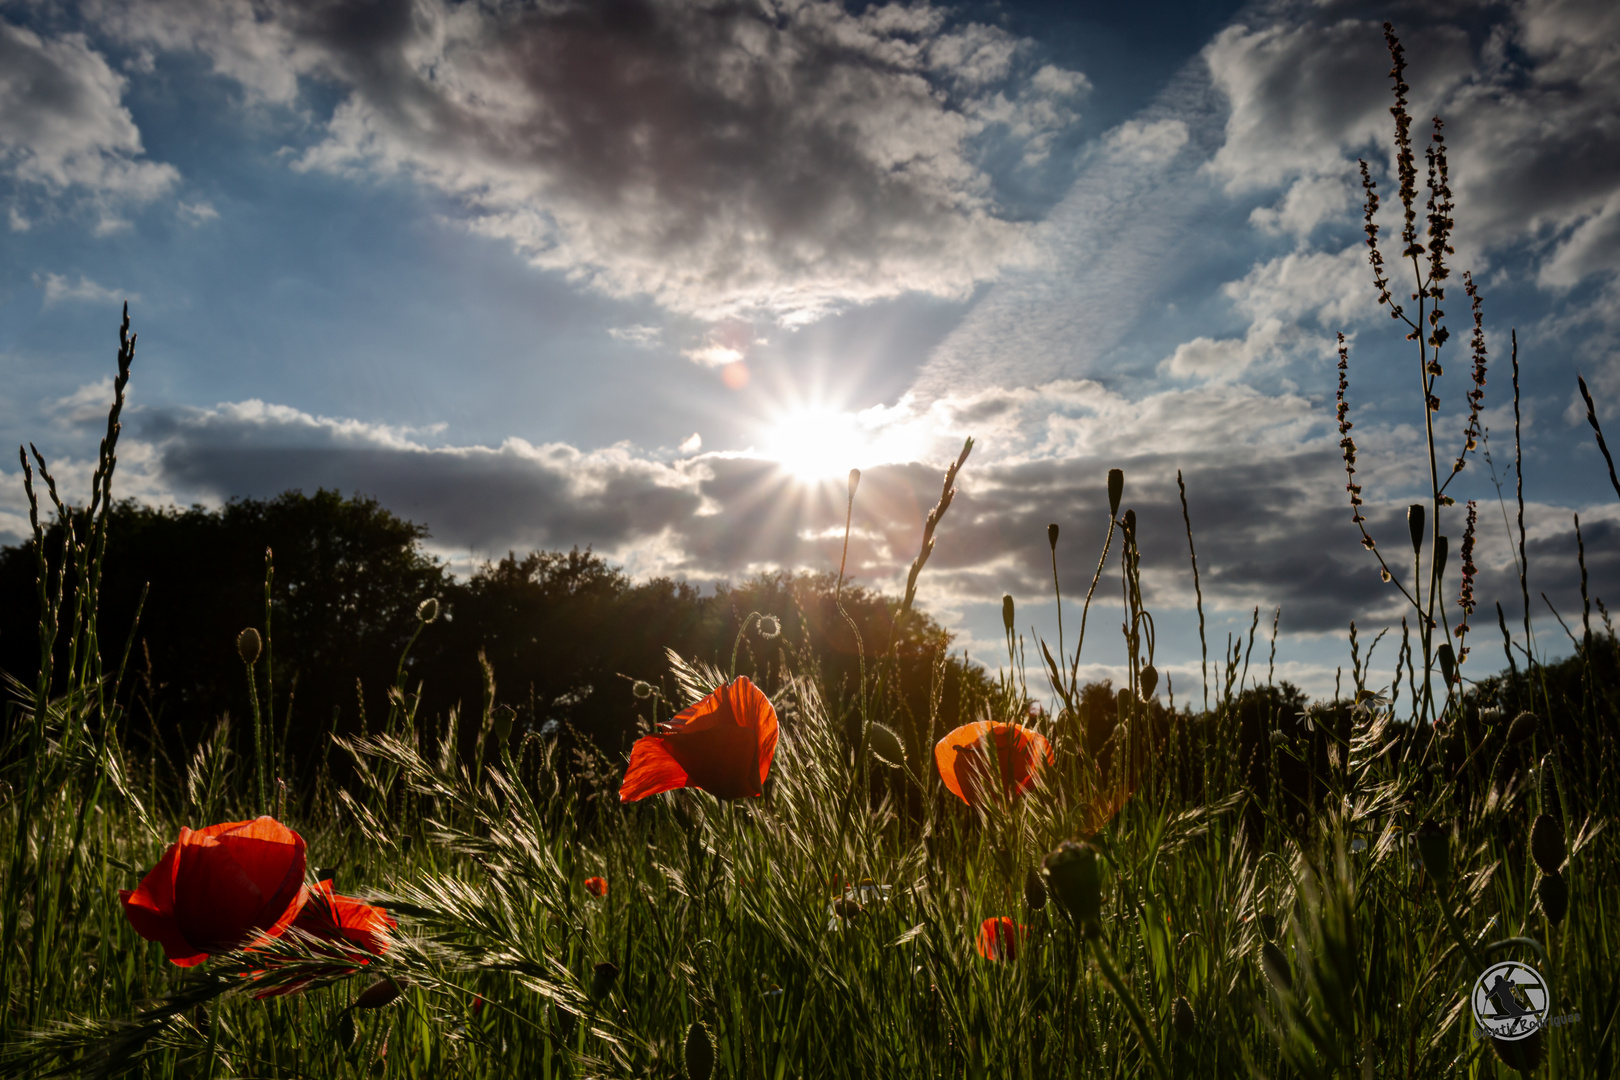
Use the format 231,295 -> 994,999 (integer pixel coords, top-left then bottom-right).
1259,914 -> 1277,941
848,468 -> 861,500
355,978 -> 402,1010
1435,534 -> 1449,579
1023,867 -> 1046,910
1537,870 -> 1568,925
1122,509 -> 1136,541
758,615 -> 781,639
1260,941 -> 1291,990
1042,840 -> 1102,934
1508,712 -> 1537,744
1437,643 -> 1456,687
1107,469 -> 1124,518
590,961 -> 619,1002
1539,755 -> 1562,817
1001,595 -> 1015,634
1047,523 -> 1059,551
1415,822 -> 1451,890
1490,1027 -> 1544,1072
1407,504 -> 1425,553
867,722 -> 906,768
336,1011 -> 358,1050
833,897 -> 863,921
416,597 -> 439,624
1139,664 -> 1158,701
1530,813 -> 1565,875
631,680 -> 655,700
1171,996 -> 1197,1041
491,704 -> 515,740
685,1021 -> 716,1080
236,627 -> 261,665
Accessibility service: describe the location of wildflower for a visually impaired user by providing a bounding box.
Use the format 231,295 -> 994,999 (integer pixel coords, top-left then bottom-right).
619,676 -> 779,801
1297,706 -> 1319,734
975,916 -> 1027,961
294,879 -> 395,955
1351,689 -> 1391,720
119,816 -> 308,967
933,721 -> 1053,807
584,876 -> 608,898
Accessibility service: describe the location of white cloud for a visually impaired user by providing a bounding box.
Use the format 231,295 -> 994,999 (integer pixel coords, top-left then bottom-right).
608,325 -> 661,347
1249,174 -> 1354,238
0,18 -> 179,203
177,198 -> 218,224
1102,118 -> 1188,167
35,271 -> 134,307
682,344 -> 744,369
95,0 -> 1085,324
678,432 -> 702,454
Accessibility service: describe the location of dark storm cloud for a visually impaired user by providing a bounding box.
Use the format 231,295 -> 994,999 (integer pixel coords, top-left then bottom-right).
135,396 -> 1620,636
89,0 -> 1087,321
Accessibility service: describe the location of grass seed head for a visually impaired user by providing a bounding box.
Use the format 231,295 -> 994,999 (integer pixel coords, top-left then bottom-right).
685,1021 -> 716,1080
1537,870 -> 1568,925
236,627 -> 261,665
1530,813 -> 1565,874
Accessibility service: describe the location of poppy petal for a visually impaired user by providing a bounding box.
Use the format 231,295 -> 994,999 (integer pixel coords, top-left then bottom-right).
620,735 -> 691,801
120,887 -> 208,966
211,817 -> 308,930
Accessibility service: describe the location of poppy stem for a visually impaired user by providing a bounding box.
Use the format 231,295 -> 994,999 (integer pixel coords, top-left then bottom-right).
1090,935 -> 1170,1080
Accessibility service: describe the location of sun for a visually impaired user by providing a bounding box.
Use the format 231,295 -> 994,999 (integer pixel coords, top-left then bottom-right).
764,406 -> 870,481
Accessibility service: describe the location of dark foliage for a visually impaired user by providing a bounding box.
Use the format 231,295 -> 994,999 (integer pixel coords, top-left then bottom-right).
0,492 -> 994,795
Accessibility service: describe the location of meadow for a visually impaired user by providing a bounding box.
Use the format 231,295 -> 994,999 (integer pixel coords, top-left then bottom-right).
2,26 -> 1618,1079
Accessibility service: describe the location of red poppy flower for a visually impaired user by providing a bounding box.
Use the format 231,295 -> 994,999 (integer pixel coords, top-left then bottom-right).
976,916 -> 1028,961
584,876 -> 608,897
619,676 -> 778,801
934,722 -> 1054,807
293,879 -> 395,955
119,816 -> 309,967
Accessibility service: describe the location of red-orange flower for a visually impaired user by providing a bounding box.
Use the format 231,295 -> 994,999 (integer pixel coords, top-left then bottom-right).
976,916 -> 1028,961
583,876 -> 608,897
619,676 -> 779,801
293,879 -> 395,955
119,816 -> 309,967
934,722 -> 1054,806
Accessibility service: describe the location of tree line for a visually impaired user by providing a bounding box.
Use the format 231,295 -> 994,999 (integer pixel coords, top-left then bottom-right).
0,490 -> 995,793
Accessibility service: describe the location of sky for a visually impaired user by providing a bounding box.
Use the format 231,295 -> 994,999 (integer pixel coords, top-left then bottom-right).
2,0 -> 1618,704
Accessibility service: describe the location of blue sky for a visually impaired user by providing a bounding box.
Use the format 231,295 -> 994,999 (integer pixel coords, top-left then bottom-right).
2,0 -> 1618,702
